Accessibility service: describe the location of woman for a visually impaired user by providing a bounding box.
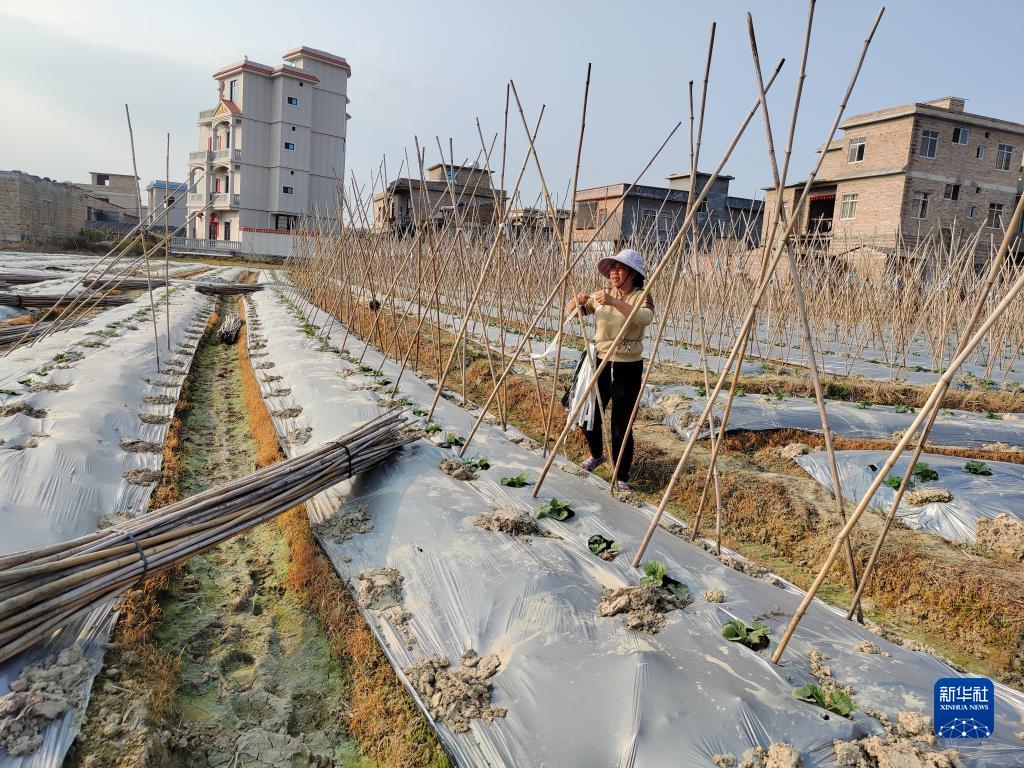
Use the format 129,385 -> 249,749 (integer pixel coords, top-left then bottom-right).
566,248 -> 654,491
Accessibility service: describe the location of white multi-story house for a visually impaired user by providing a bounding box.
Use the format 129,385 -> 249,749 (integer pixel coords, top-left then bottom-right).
182,46 -> 350,257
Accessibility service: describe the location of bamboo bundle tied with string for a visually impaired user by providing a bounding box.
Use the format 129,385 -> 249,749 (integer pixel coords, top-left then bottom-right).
0,292 -> 134,310
0,410 -> 413,666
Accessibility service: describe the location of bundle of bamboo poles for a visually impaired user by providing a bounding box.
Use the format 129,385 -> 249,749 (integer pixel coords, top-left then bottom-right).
82,277 -> 168,290
0,321 -> 79,348
0,271 -> 64,285
194,283 -> 264,296
218,315 -> 243,344
0,410 -> 413,665
0,292 -> 134,309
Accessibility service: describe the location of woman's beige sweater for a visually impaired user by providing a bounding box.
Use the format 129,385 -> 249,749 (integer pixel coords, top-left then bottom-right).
581,287 -> 654,362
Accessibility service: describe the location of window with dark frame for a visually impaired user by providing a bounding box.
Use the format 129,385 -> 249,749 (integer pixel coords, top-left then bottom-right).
847,137 -> 866,163
986,202 -> 1004,228
229,80 -> 237,101
943,183 -> 961,201
919,130 -> 939,158
284,142 -> 295,150
287,96 -> 298,105
996,144 -> 1014,171
967,205 -> 976,219
282,186 -> 294,194
977,146 -> 986,160
911,191 -> 930,219
952,127 -> 969,144
839,193 -> 858,219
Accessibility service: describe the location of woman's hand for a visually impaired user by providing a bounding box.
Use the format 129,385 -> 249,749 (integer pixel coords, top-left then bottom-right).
594,290 -> 629,316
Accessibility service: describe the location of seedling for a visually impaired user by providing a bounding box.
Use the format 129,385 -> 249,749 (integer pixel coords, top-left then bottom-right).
441,433 -> 464,448
695,385 -> 707,397
792,683 -> 856,718
375,377 -> 392,387
640,560 -> 690,602
397,396 -> 413,406
893,404 -> 913,414
463,457 -> 490,472
412,407 -> 428,417
985,411 -> 1003,420
735,386 -> 746,397
425,422 -> 442,435
882,474 -> 904,490
588,535 -> 620,556
721,619 -> 771,651
911,462 -> 939,482
855,400 -> 872,410
358,364 -> 375,374
500,473 -> 529,488
0,389 -> 17,396
533,498 -> 574,521
964,459 -> 993,476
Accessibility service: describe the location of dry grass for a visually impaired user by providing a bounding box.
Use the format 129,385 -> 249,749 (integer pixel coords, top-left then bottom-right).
1,314 -> 33,327
236,298 -> 451,767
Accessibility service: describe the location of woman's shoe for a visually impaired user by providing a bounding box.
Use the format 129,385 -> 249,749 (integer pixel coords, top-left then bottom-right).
614,480 -> 631,492
581,455 -> 606,472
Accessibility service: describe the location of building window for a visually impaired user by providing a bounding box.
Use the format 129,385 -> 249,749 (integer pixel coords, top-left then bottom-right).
282,186 -> 294,194
274,214 -> 292,230
229,79 -> 237,102
446,170 -> 456,182
967,205 -> 976,219
167,196 -> 175,206
919,130 -> 939,158
839,193 -> 858,219
223,222 -> 231,241
986,203 -> 1004,228
284,142 -> 295,150
977,146 -> 986,160
847,137 -> 866,163
996,144 -> 1014,171
575,201 -> 598,229
911,191 -> 930,219
943,183 -> 961,201
952,127 -> 969,144
287,96 -> 298,106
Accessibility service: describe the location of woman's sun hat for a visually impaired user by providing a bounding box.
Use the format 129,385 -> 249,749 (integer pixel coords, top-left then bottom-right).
597,248 -> 647,279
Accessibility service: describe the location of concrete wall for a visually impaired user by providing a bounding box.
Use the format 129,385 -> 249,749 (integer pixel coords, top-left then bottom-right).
0,170 -> 89,242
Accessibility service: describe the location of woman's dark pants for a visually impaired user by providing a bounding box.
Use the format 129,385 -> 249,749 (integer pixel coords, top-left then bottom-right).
581,358 -> 643,482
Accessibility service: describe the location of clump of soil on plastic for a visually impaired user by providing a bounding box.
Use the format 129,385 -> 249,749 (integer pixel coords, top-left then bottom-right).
777,442 -> 810,460
253,361 -> 275,369
262,374 -> 284,383
703,588 -> 725,603
833,709 -> 964,768
138,412 -> 171,424
313,505 -> 372,542
288,426 -> 312,445
143,394 -> 178,405
268,388 -> 291,397
975,513 -> 1024,562
271,405 -> 303,418
0,645 -> 91,756
596,583 -> 685,633
474,507 -> 554,540
854,640 -> 890,657
356,568 -> 404,610
403,650 -> 506,733
439,458 -> 474,480
122,468 -> 163,485
905,487 -> 953,505
809,650 -> 854,699
655,393 -> 689,415
120,437 -> 162,453
714,743 -> 802,768
637,404 -> 665,422
0,402 -> 47,419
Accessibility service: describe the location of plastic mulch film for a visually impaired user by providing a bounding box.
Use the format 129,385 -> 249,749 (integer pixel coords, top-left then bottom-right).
660,385 -> 1024,450
0,275 -> 222,767
795,449 -> 1024,544
243,283 -> 1024,768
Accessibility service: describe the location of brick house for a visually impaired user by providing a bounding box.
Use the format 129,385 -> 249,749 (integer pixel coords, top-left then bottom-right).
763,97 -> 1024,259
572,171 -> 763,249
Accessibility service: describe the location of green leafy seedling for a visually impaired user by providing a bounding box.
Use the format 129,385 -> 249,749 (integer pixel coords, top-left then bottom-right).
588,535 -> 621,556
463,458 -> 490,472
534,498 -> 574,521
695,386 -> 707,397
500,473 -> 529,488
985,411 -> 1003,420
893,404 -> 913,414
376,378 -> 392,387
964,459 -> 993,476
911,462 -> 939,482
425,422 -> 442,435
735,387 -> 746,397
882,474 -> 904,490
412,407 -> 428,417
855,400 -> 872,410
442,433 -> 464,448
359,364 -> 375,374
793,683 -> 856,718
0,389 -> 17,396
397,396 -> 413,406
640,560 -> 689,601
721,619 -> 771,651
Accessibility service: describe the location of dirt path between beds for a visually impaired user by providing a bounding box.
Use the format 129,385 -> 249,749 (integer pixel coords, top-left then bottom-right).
67,296 -> 363,768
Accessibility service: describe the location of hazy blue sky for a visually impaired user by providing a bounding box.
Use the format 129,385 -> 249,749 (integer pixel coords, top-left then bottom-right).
2,0 -> 1023,205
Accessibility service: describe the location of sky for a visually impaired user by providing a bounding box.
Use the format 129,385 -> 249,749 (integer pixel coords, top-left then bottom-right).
2,0 -> 1023,207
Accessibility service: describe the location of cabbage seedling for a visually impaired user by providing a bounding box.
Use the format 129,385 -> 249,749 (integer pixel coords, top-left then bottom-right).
911,462 -> 939,482
412,407 -> 428,417
500,473 -> 529,488
882,474 -> 904,490
640,560 -> 690,602
425,422 -> 442,435
463,457 -> 490,472
442,433 -> 465,448
964,459 -> 992,476
792,683 -> 856,718
721,619 -> 770,651
534,498 -> 574,521
588,535 -> 620,556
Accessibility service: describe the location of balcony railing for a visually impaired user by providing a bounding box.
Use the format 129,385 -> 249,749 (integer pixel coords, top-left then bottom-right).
210,193 -> 240,208
212,148 -> 241,164
170,237 -> 239,253
189,150 -> 212,164
188,193 -> 205,205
